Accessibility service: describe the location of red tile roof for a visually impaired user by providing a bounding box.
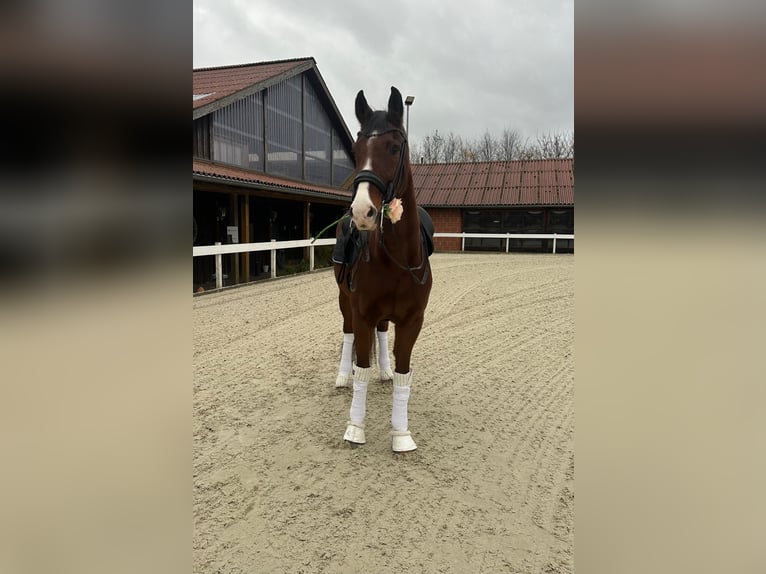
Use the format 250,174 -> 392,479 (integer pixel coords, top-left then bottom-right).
193,58 -> 315,111
413,159 -> 574,207
193,159 -> 352,202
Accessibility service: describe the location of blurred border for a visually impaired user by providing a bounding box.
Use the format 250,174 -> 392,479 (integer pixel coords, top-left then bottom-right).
2,1 -> 765,573
576,2 -> 766,573
0,2 -> 190,573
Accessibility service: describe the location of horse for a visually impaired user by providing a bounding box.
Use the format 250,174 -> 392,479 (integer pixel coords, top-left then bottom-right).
332,86 -> 433,452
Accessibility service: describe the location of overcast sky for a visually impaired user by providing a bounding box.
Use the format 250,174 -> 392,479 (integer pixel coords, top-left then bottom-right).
193,0 -> 573,145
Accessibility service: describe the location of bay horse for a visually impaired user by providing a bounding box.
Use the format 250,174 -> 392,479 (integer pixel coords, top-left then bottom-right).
332,87 -> 433,452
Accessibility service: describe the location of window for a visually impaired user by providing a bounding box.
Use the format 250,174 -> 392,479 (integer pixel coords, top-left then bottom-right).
304,79 -> 332,185
267,76 -> 303,179
548,209 -> 574,233
332,129 -> 354,186
211,92 -> 264,170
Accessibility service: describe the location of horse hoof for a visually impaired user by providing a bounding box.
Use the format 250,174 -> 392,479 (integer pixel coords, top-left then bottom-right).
391,430 -> 417,452
343,423 -> 365,444
379,367 -> 394,382
335,373 -> 353,388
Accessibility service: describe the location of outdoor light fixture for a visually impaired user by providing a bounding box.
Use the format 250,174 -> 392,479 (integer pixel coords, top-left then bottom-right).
405,95 -> 415,134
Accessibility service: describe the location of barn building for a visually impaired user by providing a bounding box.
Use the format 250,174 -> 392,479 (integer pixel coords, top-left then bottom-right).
412,159 -> 574,253
193,58 -> 355,289
193,57 -> 574,290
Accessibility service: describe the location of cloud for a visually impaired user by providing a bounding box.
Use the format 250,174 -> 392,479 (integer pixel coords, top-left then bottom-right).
193,0 -> 573,141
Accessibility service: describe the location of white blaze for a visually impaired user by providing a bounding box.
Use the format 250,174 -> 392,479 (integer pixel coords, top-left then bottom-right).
349,141 -> 378,229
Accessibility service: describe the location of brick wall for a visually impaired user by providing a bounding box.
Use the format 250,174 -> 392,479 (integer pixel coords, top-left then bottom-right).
424,208 -> 462,252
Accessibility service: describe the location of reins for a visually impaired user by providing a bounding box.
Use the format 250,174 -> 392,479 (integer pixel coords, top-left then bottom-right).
378,209 -> 430,285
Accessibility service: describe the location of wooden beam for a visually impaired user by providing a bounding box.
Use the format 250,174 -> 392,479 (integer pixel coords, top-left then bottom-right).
242,194 -> 250,281
230,193 -> 240,284
304,201 -> 311,261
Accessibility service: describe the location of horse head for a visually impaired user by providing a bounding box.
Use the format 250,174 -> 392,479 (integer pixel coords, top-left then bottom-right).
350,86 -> 408,231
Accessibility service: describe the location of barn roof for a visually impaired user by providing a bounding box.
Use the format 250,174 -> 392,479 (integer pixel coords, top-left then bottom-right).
193,58 -> 357,199
193,58 -> 314,112
412,159 -> 574,208
193,159 -> 352,203
193,58 -> 353,146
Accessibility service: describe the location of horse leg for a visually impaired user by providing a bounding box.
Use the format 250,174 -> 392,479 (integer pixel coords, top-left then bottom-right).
343,322 -> 374,445
335,290 -> 355,388
389,316 -> 424,452
376,320 -> 393,381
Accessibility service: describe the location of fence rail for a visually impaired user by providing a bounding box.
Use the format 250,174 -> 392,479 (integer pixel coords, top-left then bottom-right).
193,233 -> 573,290
434,232 -> 574,254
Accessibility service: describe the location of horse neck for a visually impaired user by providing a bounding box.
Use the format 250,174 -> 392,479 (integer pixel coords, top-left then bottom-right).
379,170 -> 421,264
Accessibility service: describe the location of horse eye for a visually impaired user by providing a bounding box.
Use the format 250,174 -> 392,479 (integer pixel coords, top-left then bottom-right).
391,145 -> 400,155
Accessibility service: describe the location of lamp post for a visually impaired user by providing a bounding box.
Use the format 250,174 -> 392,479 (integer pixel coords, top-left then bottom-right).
404,95 -> 415,135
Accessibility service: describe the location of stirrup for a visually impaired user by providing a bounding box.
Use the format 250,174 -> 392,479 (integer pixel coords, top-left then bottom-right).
391,430 -> 417,452
343,422 -> 366,444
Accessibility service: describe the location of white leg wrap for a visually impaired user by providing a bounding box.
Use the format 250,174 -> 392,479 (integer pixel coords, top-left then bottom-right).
376,330 -> 393,380
391,370 -> 413,432
335,333 -> 354,388
391,371 -> 416,451
348,364 -> 372,426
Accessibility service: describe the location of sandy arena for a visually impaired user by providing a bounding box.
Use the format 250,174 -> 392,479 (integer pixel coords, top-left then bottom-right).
194,252 -> 574,573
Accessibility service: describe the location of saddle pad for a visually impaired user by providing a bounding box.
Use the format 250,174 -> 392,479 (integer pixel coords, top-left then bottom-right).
332,207 -> 435,266
331,216 -> 364,265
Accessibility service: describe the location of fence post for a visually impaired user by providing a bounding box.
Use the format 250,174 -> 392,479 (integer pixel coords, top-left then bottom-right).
506,233 -> 510,253
461,235 -> 465,252
553,233 -> 557,254
310,238 -> 315,271
215,242 -> 222,290
270,239 -> 277,279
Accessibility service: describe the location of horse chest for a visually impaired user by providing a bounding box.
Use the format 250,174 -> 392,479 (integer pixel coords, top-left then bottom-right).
353,276 -> 425,325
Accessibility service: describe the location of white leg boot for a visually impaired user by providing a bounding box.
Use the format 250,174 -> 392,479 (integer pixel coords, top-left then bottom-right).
335,333 -> 354,388
391,370 -> 417,452
343,364 -> 372,444
376,330 -> 394,381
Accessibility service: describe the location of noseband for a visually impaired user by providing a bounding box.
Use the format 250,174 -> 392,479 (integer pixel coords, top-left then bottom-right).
352,128 -> 408,205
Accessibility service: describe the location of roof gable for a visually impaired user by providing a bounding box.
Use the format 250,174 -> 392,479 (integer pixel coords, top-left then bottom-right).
193,58 -> 315,116
193,57 -> 354,153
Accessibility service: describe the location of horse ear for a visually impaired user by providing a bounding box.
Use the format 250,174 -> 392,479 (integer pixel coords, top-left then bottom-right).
387,86 -> 404,127
355,90 -> 373,126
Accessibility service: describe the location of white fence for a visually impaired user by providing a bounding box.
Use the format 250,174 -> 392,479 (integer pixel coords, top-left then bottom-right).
434,232 -> 574,254
193,238 -> 336,290
193,233 -> 573,290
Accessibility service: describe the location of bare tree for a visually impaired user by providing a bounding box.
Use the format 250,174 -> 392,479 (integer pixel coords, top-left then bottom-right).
568,132 -> 575,158
499,128 -> 523,160
457,143 -> 476,162
536,131 -> 575,159
516,139 -> 542,160
420,133 -> 434,162
475,130 -> 497,162
408,140 -> 424,164
411,128 -> 573,163
432,130 -> 445,162
442,132 -> 462,163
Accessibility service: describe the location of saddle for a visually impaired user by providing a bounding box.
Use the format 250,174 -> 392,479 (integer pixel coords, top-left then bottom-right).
332,206 -> 434,269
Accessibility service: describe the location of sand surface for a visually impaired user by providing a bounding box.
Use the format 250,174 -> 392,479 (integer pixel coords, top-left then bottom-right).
194,252 -> 574,573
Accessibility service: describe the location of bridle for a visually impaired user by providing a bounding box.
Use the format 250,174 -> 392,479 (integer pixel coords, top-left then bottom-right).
351,127 -> 408,205
347,126 -> 430,286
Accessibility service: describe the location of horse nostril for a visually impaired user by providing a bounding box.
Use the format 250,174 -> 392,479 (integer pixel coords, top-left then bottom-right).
366,207 -> 376,219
